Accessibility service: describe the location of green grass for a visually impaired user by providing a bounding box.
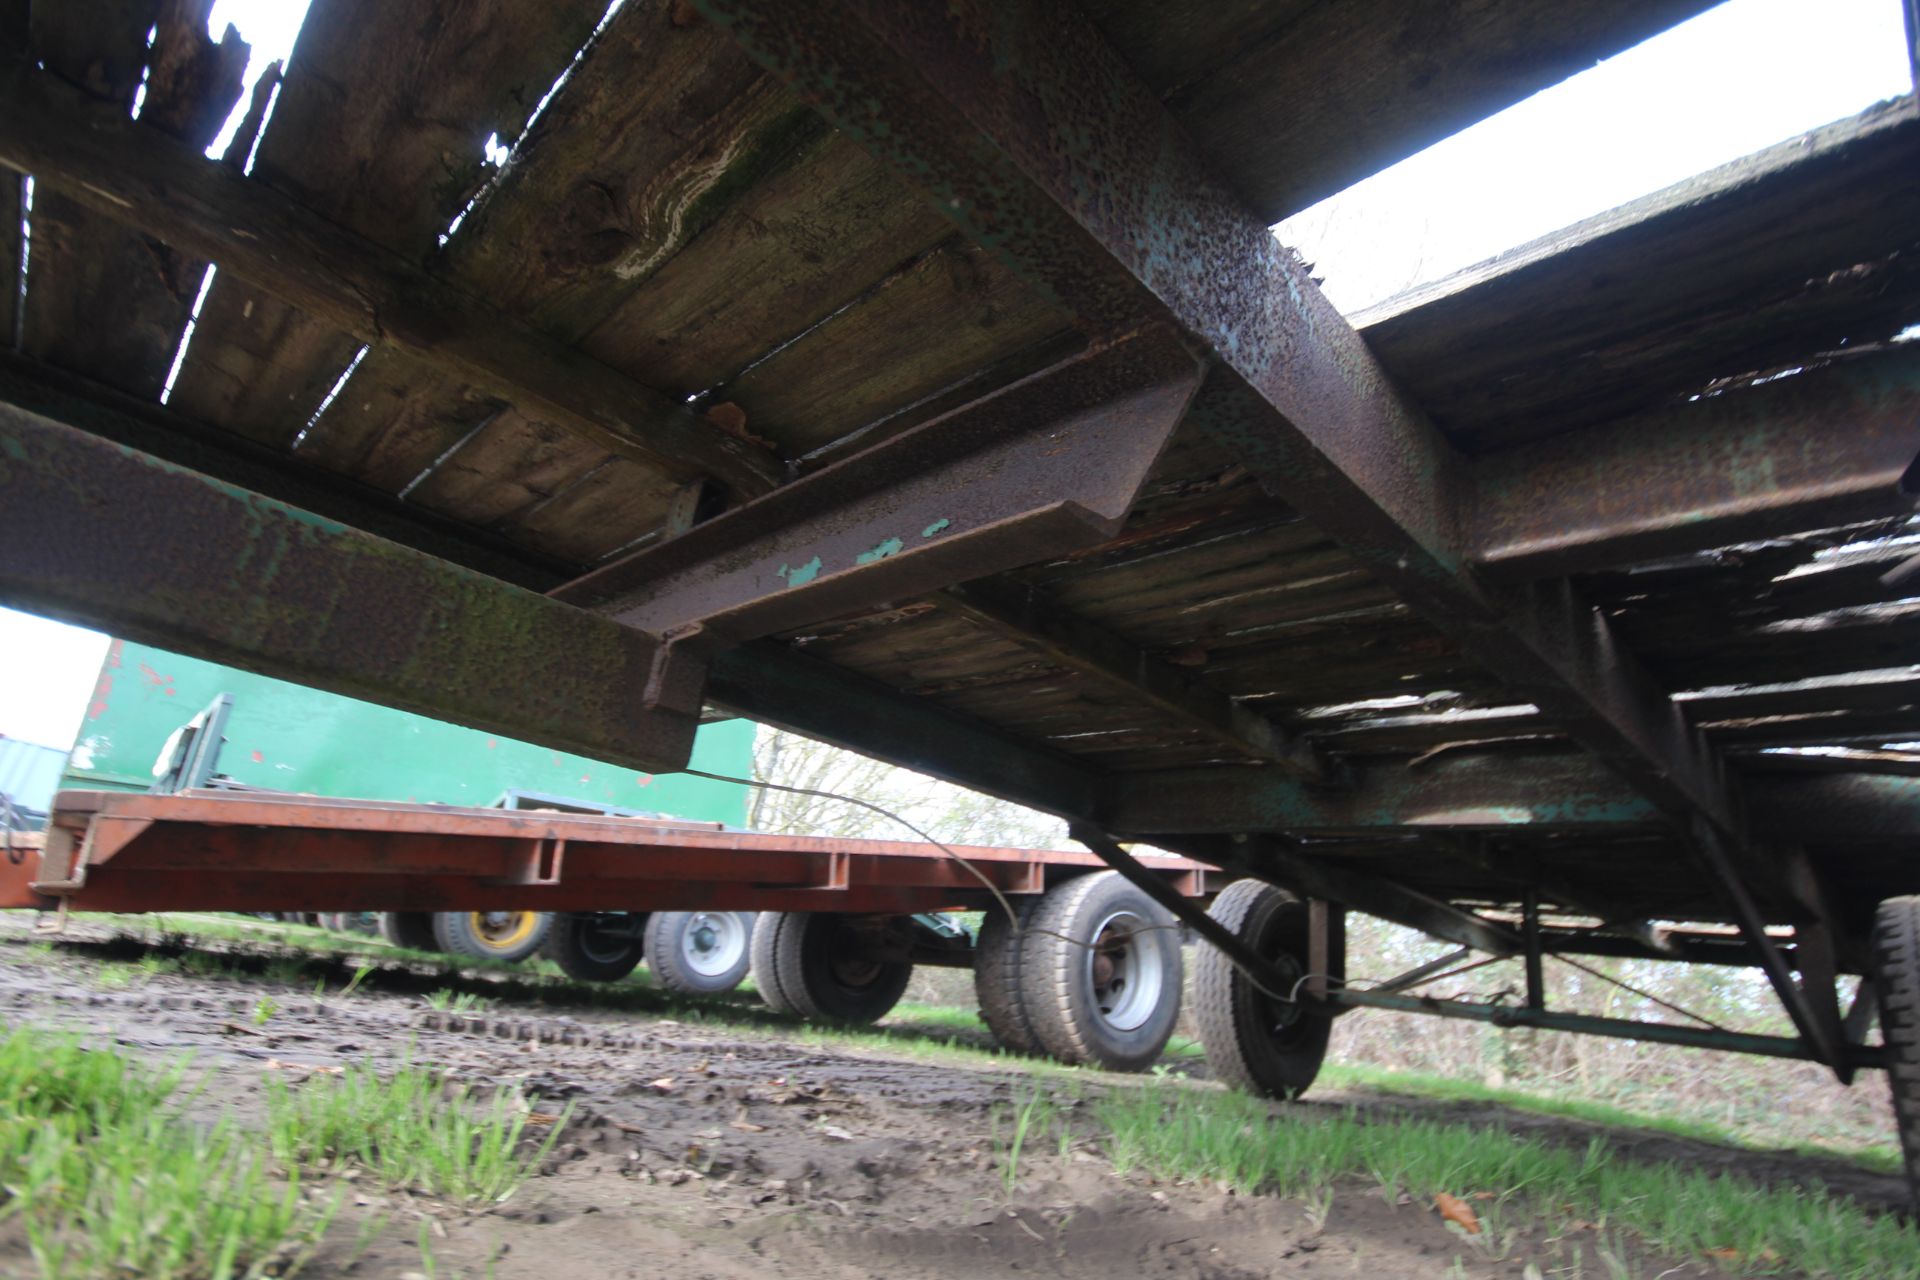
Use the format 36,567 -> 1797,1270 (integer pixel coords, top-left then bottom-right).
991,1081 -> 1062,1196
265,1061 -> 567,1204
1098,1081 -> 1918,1280
0,1027 -> 334,1279
1318,1062 -> 1904,1175
0,1022 -> 567,1276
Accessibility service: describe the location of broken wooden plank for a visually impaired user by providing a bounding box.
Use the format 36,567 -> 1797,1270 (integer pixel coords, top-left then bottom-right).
0,60 -> 784,498
166,0 -> 607,445
21,1 -> 247,396
1144,0 -> 1712,222
1360,95 -> 1920,451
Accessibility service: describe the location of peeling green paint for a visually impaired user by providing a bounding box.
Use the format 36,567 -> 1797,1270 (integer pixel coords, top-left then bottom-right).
777,556 -> 823,587
921,518 -> 951,538
856,537 -> 904,564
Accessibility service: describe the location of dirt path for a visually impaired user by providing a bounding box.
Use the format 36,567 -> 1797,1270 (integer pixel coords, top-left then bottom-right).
0,918 -> 1904,1278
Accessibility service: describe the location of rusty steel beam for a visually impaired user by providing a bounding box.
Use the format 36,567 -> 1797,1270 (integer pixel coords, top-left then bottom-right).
1103,749 -> 1920,848
0,403 -> 703,773
687,0 -> 1833,1054
1473,346 -> 1920,580
692,0 -> 1743,839
0,59 -> 782,500
707,640 -> 1106,822
929,580 -> 1330,782
1105,752 -> 1661,837
1327,987 -> 1884,1070
554,333 -> 1200,647
1228,834 -> 1522,957
0,350 -> 574,590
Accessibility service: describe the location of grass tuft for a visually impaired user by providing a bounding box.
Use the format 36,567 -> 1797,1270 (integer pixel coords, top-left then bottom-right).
1097,1082 -> 1918,1280
0,1027 -> 333,1279
266,1060 -> 566,1204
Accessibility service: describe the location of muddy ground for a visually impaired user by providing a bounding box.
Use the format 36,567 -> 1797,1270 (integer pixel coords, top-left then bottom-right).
0,916 -> 1907,1279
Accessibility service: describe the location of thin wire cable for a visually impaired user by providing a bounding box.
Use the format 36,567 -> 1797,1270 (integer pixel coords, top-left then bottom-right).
679,767 -> 1679,1016
1551,952 -> 1730,1031
678,768 -> 1310,999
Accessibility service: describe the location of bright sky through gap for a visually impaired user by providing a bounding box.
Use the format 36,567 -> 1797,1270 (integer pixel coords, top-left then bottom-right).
202,0 -> 316,159
0,0 -> 1913,754
1278,0 -> 1916,315
0,608 -> 110,749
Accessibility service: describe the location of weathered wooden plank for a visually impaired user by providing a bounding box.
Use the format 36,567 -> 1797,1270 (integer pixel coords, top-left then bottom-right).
1635,600 -> 1920,691
716,242 -> 1072,453
163,285 -> 360,449
403,409 -> 609,530
577,134 -> 952,408
446,4 -> 820,339
299,3 -> 950,526
0,61 -> 784,497
1362,95 -> 1920,451
0,172 -> 18,351
21,1 -> 246,396
294,350 -> 504,492
1134,0 -> 1711,223
167,0 -> 607,442
504,456 -> 685,565
928,580 -> 1327,777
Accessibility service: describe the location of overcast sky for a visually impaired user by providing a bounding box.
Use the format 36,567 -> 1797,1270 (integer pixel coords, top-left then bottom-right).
0,0 -> 1913,749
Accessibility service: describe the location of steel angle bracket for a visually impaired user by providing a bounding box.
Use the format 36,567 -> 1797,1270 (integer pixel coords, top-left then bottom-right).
554,330 -> 1203,647
0,405 -> 705,773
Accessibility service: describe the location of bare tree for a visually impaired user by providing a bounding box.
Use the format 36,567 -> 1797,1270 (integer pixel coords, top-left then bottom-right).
748,726 -> 1069,850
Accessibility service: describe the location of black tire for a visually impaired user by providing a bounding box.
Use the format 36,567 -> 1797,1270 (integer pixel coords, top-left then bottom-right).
973,895 -> 1043,1052
759,912 -> 912,1024
750,911 -> 801,1015
645,911 -> 755,995
1871,895 -> 1920,1205
432,910 -> 552,963
378,911 -> 440,953
544,912 -> 647,982
1020,872 -> 1184,1071
1192,879 -> 1331,1098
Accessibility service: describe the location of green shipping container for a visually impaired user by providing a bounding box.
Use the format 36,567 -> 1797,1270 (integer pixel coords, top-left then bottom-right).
62,639 -> 753,825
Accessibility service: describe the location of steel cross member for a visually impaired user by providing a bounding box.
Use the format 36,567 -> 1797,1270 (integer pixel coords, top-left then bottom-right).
689,0 -> 1845,1070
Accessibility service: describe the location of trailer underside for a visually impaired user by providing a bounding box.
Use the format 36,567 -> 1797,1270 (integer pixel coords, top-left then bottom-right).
2,0 -> 1920,1169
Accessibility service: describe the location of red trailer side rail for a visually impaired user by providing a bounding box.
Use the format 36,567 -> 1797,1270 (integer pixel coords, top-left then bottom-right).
0,790 -> 1216,917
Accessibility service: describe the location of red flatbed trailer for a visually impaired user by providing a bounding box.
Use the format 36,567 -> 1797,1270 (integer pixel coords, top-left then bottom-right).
3,789 -> 1220,1068
0,790 -> 1216,918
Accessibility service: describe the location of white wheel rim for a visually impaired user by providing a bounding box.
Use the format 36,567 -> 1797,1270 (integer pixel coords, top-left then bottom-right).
680,912 -> 747,978
1085,909 -> 1165,1033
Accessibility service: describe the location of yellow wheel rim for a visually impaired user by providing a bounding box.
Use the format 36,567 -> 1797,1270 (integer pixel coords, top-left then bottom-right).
468,911 -> 538,951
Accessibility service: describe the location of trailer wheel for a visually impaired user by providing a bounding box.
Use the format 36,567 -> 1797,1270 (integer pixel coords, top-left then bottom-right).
378,911 -> 440,953
753,912 -> 911,1024
750,911 -> 799,1015
544,912 -> 647,982
1871,895 -> 1920,1204
1192,879 -> 1330,1099
973,895 -> 1043,1053
646,911 -> 754,995
1020,871 -> 1183,1071
433,910 -> 552,963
